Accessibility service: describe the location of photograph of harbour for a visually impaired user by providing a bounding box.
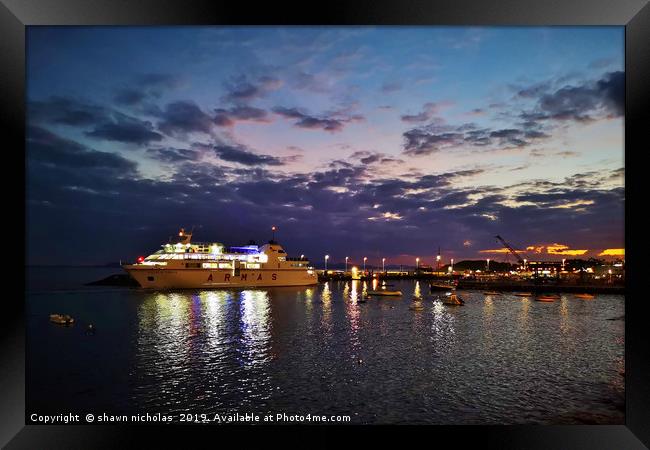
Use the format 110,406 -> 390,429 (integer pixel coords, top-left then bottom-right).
26,26 -> 624,425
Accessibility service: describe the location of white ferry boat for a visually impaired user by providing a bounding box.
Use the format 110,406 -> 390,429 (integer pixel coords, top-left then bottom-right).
123,228 -> 318,289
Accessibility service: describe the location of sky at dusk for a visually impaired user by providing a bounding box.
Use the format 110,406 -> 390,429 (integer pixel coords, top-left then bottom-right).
26,26 -> 625,266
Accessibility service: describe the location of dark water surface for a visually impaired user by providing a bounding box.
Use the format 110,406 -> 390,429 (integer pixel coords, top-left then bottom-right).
27,267 -> 624,424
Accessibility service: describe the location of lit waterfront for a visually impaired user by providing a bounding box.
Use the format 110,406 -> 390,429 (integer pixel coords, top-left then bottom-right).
27,268 -> 624,424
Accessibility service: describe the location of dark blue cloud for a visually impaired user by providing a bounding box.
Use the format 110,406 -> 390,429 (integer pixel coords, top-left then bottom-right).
113,73 -> 182,106
29,96 -> 165,145
28,125 -> 138,172
146,147 -> 200,163
212,144 -> 287,166
520,71 -> 624,123
157,101 -> 214,136
222,75 -> 281,103
85,113 -> 164,145
349,151 -> 403,165
213,105 -> 269,126
400,101 -> 557,155
400,102 -> 441,123
273,106 -> 363,132
29,97 -> 109,127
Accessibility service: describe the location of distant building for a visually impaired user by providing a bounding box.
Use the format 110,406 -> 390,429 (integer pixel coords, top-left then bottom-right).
525,261 -> 563,277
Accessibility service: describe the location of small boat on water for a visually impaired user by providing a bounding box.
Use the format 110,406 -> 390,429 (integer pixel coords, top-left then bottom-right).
430,283 -> 456,292
535,294 -> 559,302
483,291 -> 501,295
366,290 -> 402,296
50,314 -> 74,325
442,293 -> 465,306
514,292 -> 533,297
574,293 -> 595,299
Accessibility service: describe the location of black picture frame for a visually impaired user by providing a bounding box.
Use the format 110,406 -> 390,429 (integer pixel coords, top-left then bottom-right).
2,0 -> 648,447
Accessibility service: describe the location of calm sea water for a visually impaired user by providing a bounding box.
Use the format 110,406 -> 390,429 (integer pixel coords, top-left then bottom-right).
26,267 -> 624,424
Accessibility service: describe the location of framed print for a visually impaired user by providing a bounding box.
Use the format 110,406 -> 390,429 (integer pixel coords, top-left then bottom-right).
2,0 -> 648,447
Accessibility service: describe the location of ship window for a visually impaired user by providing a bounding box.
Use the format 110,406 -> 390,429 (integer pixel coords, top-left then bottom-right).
218,263 -> 232,269
247,263 -> 260,269
147,276 -> 154,281
185,263 -> 201,268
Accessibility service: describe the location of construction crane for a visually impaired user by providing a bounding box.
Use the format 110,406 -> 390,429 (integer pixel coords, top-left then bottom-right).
495,235 -> 525,265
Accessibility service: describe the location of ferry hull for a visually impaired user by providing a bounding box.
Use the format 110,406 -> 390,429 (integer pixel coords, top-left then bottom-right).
123,266 -> 318,289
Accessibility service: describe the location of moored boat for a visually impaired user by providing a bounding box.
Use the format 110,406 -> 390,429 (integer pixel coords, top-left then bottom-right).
574,293 -> 595,299
430,282 -> 456,292
514,292 -> 533,297
442,292 -> 465,306
50,314 -> 74,325
123,228 -> 318,289
366,290 -> 403,296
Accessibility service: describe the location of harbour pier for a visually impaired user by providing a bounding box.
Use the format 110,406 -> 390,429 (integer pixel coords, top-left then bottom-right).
317,270 -> 624,294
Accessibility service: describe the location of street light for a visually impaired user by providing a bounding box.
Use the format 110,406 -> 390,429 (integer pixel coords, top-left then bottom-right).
363,257 -> 367,272
345,256 -> 349,273
301,254 -> 304,260
562,258 -> 566,270
382,258 -> 386,272
487,258 -> 490,271
325,254 -> 329,272
524,259 -> 527,271
451,258 -> 454,272
271,225 -> 276,241
416,257 -> 420,270
436,253 -> 441,271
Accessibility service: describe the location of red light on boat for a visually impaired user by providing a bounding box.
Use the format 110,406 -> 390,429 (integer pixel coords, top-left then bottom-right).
137,256 -> 145,263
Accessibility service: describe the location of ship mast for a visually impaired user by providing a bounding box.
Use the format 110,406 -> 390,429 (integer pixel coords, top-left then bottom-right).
178,227 -> 192,245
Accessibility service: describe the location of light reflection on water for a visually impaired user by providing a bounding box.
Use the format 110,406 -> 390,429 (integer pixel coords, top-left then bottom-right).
344,280 -> 361,361
559,296 -> 570,335
27,279 -> 625,424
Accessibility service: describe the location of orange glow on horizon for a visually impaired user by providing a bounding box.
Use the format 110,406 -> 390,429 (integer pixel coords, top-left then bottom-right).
481,243 -> 588,256
546,244 -> 588,256
598,248 -> 625,256
478,248 -> 510,254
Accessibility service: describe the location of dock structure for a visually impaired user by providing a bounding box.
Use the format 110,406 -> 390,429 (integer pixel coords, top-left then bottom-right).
316,270 -> 623,294
317,270 -> 452,282
455,280 -> 624,294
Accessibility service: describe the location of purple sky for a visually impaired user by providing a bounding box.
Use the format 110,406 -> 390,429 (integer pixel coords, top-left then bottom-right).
26,26 -> 624,266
